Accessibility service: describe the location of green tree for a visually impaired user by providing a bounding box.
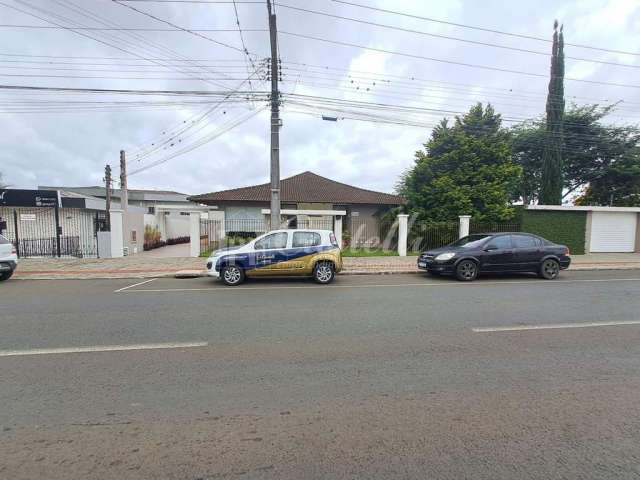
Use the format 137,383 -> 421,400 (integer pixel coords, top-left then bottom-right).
399,103 -> 522,222
539,21 -> 565,205
512,104 -> 640,205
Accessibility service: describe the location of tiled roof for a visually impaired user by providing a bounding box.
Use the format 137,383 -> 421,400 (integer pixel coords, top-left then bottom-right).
189,171 -> 405,205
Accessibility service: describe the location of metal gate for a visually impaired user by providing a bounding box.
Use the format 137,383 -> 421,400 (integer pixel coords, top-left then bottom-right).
0,207 -> 100,258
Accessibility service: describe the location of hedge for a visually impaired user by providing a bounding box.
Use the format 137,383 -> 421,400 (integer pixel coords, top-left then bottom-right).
521,210 -> 587,254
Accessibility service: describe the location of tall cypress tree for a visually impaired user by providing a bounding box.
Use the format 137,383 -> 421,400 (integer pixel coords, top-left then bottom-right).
539,21 -> 565,204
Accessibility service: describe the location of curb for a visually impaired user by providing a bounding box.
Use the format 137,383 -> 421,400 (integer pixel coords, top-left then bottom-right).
12,264 -> 640,280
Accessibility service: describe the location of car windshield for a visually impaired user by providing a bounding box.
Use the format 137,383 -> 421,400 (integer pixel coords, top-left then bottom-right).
449,234 -> 492,248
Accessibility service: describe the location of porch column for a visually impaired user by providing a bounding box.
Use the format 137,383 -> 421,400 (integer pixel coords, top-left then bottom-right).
189,212 -> 200,257
397,214 -> 409,256
458,215 -> 471,239
334,215 -> 343,248
109,209 -> 124,258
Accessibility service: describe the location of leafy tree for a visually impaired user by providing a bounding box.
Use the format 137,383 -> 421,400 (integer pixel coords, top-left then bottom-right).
399,103 -> 522,222
539,21 -> 565,205
512,104 -> 640,205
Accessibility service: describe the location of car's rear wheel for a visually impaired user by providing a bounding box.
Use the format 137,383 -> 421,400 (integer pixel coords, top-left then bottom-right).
221,265 -> 245,286
313,261 -> 335,284
455,260 -> 478,281
0,270 -> 13,281
539,258 -> 560,280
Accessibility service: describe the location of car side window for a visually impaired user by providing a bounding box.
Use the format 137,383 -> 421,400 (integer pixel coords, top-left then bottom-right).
0,235 -> 9,244
292,232 -> 321,248
512,234 -> 540,248
485,235 -> 512,250
254,232 -> 288,250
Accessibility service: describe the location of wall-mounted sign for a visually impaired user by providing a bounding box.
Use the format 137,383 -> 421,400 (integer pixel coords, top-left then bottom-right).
0,189 -> 60,208
20,213 -> 36,222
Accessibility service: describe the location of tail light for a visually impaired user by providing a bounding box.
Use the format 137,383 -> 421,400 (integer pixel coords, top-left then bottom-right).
565,247 -> 570,255
11,246 -> 16,255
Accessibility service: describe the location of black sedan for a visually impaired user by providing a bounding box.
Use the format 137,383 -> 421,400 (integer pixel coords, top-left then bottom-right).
417,232 -> 571,281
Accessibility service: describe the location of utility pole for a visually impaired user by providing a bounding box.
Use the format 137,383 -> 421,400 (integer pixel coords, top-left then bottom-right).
267,0 -> 281,230
104,164 -> 112,230
119,150 -> 128,213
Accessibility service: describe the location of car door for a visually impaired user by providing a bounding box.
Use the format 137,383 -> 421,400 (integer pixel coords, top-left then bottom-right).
287,231 -> 323,274
479,235 -> 515,272
511,234 -> 543,271
250,232 -> 289,275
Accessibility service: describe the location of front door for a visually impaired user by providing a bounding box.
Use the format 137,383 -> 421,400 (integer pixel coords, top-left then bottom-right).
479,235 -> 515,272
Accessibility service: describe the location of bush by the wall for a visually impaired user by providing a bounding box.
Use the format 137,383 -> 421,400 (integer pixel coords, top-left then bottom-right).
166,236 -> 189,245
521,210 -> 587,254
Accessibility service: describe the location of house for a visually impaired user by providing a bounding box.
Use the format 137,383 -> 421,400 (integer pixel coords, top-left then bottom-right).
189,171 -> 405,247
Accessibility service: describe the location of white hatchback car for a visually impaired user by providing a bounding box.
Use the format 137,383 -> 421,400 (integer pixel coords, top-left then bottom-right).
206,229 -> 343,286
0,234 -> 18,281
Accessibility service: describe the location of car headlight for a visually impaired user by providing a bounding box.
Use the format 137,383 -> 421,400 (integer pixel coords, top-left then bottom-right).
435,252 -> 456,261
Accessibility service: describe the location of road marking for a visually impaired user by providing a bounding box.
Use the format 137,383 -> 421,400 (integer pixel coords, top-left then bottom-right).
472,320 -> 640,333
118,277 -> 640,293
0,341 -> 208,357
113,278 -> 156,293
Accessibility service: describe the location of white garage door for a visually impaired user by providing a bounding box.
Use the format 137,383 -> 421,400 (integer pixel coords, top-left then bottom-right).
590,212 -> 638,252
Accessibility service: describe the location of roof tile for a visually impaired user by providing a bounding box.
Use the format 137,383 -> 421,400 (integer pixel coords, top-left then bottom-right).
189,171 -> 405,205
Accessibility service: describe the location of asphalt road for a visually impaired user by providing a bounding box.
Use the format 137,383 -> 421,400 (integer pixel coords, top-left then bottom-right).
2,270 -> 640,479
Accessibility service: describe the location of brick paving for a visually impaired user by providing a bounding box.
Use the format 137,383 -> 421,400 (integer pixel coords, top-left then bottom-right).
10,252 -> 640,280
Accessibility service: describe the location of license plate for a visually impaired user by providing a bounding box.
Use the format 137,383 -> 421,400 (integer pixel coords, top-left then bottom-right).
418,262 -> 427,268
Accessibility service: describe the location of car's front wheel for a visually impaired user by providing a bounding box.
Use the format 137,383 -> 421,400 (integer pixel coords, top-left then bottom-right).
539,258 -> 560,280
221,264 -> 245,286
313,261 -> 335,284
0,270 -> 14,282
455,260 -> 478,281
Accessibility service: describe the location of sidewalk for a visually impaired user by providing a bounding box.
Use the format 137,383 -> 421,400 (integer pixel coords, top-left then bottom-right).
11,253 -> 640,280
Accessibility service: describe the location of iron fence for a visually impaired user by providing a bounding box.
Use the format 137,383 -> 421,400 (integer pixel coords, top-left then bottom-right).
199,217 -> 336,254
408,222 -> 459,252
470,222 -> 521,234
0,207 -> 99,258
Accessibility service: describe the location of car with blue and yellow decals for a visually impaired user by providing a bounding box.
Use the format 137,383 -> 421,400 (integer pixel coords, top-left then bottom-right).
206,229 -> 342,286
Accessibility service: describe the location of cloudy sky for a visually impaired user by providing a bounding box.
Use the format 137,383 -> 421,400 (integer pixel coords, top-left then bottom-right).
1,0 -> 639,196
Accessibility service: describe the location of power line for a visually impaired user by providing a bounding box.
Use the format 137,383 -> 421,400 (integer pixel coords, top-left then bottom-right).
231,0 -> 257,93
111,0 -> 250,55
330,0 -> 640,57
0,24 -> 267,31
128,107 -> 265,176
1,0 -> 233,89
274,3 -> 640,70
279,31 -> 640,90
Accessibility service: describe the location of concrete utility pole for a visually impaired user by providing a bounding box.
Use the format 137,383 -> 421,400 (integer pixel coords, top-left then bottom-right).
267,0 -> 281,230
119,150 -> 128,213
104,164 -> 112,230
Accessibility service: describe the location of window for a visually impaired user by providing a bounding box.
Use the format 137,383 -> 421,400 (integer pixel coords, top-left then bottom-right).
293,231 -> 321,248
451,234 -> 492,248
254,232 -> 288,250
485,235 -> 512,250
0,234 -> 9,244
512,234 -> 540,248
147,206 -> 155,214
180,212 -> 190,216
131,230 -> 137,243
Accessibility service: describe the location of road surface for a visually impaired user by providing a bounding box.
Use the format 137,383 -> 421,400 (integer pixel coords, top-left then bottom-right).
2,271 -> 640,479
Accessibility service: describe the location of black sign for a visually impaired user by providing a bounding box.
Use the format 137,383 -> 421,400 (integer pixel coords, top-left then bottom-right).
0,189 -> 60,208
